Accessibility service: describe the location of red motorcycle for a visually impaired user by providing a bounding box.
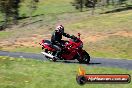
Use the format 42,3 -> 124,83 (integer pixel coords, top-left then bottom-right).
39,33 -> 90,64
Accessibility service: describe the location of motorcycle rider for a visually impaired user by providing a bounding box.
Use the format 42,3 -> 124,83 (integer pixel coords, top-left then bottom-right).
51,25 -> 75,58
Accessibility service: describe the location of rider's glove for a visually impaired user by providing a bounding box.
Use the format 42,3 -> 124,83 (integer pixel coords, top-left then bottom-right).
71,35 -> 76,39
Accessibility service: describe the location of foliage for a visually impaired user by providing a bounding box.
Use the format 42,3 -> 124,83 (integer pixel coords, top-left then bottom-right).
0,0 -> 39,30
72,0 -> 129,13
0,0 -> 20,24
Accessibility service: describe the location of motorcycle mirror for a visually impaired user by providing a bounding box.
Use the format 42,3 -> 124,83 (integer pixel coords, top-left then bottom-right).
39,40 -> 45,45
78,33 -> 81,37
77,33 -> 81,39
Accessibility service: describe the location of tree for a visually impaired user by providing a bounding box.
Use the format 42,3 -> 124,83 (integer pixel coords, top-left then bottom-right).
85,0 -> 96,15
72,0 -> 84,12
0,0 -> 21,25
28,0 -> 39,18
0,0 -> 11,24
72,0 -> 96,15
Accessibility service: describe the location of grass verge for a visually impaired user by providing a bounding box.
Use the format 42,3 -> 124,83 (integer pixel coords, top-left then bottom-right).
0,56 -> 132,88
10,47 -> 41,53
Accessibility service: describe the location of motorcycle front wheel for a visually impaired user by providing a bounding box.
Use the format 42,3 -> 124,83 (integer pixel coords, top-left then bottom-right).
83,51 -> 90,64
77,51 -> 90,64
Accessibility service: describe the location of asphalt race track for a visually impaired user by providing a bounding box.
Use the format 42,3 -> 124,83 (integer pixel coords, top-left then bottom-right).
0,51 -> 132,70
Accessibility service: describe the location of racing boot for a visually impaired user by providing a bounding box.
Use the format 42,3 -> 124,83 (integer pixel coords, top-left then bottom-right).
55,51 -> 63,60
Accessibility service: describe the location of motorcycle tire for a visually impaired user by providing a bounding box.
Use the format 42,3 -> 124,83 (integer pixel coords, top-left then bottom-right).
83,51 -> 90,64
77,51 -> 90,64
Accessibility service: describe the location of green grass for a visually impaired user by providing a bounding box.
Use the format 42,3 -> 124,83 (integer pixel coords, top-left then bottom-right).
0,31 -> 12,39
19,0 -> 76,17
66,10 -> 132,32
86,36 -> 132,59
10,46 -> 41,53
0,56 -> 132,88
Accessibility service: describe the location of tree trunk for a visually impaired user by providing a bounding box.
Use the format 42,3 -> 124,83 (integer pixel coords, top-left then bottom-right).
80,0 -> 83,12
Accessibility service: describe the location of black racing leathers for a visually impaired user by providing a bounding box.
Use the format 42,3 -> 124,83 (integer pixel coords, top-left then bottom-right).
51,31 -> 72,45
51,31 -> 73,58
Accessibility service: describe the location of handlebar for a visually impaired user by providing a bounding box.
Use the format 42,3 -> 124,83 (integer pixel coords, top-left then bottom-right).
71,37 -> 80,43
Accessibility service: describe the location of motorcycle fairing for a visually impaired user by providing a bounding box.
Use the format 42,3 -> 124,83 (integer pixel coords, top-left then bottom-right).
42,40 -> 61,51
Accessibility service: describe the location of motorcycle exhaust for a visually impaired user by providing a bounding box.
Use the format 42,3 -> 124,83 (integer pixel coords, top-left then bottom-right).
41,52 -> 57,59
